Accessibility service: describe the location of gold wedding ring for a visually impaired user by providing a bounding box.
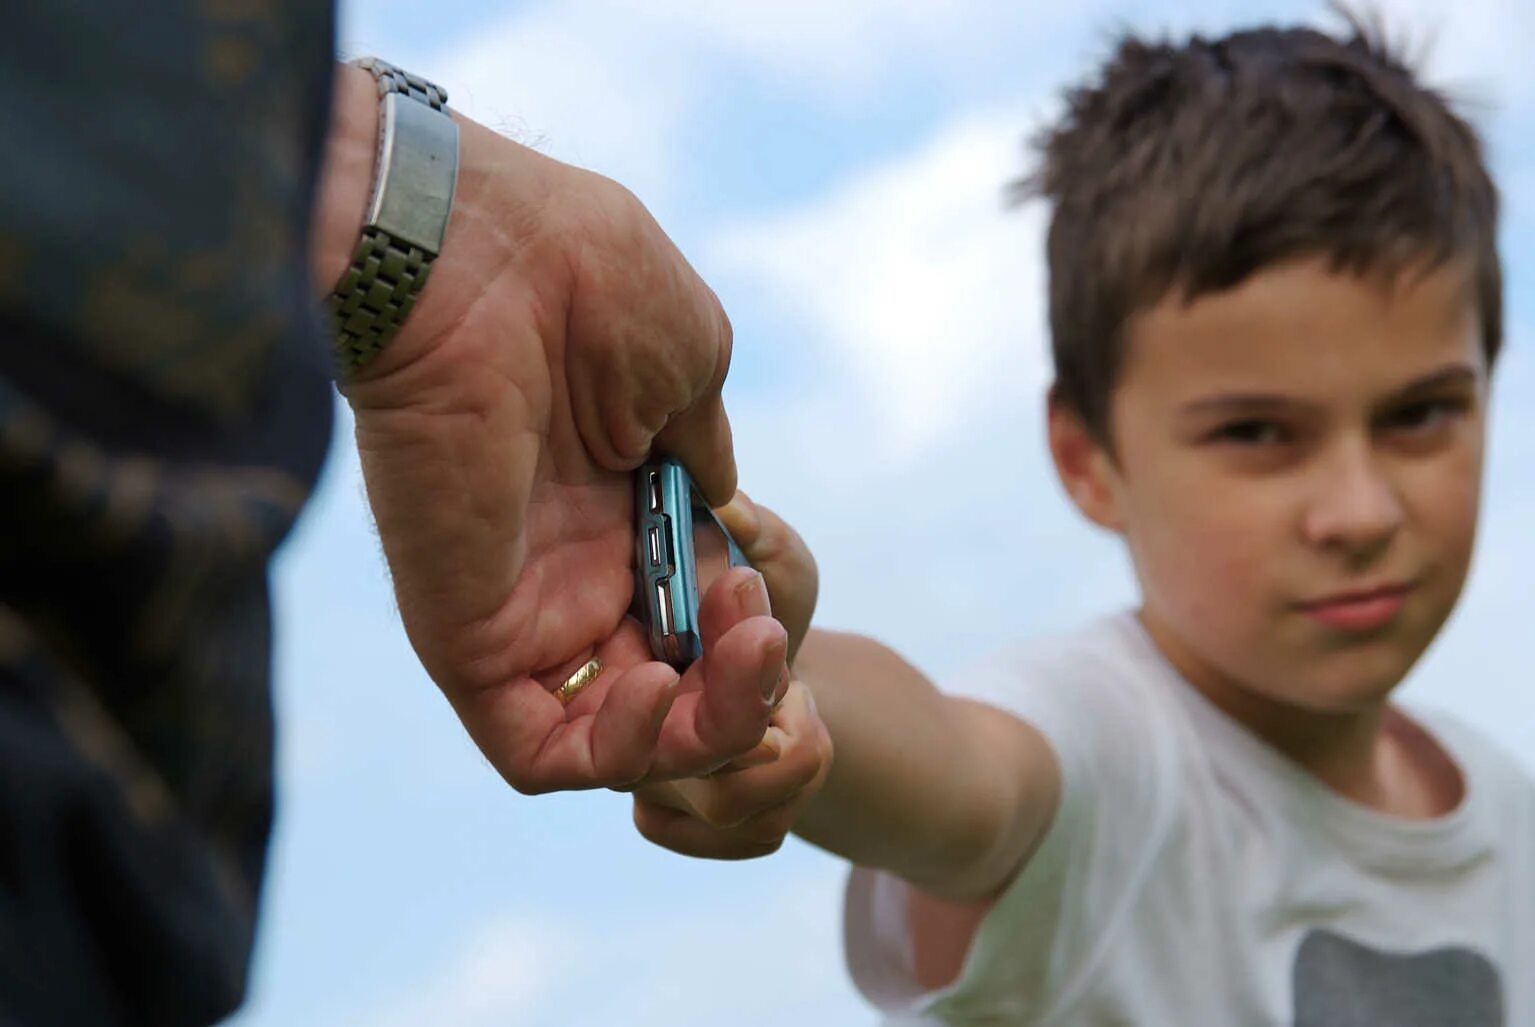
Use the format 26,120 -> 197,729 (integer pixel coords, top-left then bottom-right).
556,656 -> 603,704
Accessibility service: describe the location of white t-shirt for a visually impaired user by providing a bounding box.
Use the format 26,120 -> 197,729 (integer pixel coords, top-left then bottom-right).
844,612 -> 1535,1026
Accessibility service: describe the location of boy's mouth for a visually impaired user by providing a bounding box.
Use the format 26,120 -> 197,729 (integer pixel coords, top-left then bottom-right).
1296,581 -> 1416,632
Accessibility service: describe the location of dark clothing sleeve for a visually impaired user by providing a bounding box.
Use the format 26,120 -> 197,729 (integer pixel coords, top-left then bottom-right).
0,2 -> 337,1023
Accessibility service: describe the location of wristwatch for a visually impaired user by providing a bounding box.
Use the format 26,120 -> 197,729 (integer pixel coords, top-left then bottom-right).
328,57 -> 459,373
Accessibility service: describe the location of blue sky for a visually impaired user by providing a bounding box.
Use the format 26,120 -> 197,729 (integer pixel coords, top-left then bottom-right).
229,1 -> 1533,1024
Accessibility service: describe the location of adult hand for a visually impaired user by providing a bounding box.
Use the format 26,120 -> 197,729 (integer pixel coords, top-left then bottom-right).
311,63 -> 789,793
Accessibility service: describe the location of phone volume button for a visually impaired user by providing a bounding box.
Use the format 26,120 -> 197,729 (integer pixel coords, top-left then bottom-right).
647,526 -> 663,566
655,580 -> 674,635
647,471 -> 663,513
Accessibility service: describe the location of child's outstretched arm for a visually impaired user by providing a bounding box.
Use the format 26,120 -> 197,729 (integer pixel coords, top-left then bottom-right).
633,494 -> 1062,905
792,631 -> 1059,902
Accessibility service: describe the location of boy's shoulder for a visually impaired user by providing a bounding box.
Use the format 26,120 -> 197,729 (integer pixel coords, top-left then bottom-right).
945,609 -> 1174,718
1410,705 -> 1535,811
943,610 -> 1189,806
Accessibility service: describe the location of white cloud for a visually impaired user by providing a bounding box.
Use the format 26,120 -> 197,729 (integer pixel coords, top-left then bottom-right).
351,0 -> 1532,230
711,105 -> 1053,462
361,915 -> 579,1027
346,855 -> 867,1027
581,861 -> 859,1027
410,0 -> 1062,203
606,0 -> 1075,95
606,0 -> 1533,109
424,3 -> 697,205
1363,0 -> 1534,106
411,0 -> 1072,207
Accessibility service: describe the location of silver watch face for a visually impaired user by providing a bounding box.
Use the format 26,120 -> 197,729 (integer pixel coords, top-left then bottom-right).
368,92 -> 459,254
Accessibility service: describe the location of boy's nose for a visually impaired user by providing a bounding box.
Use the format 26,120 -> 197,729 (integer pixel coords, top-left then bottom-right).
1299,440 -> 1405,561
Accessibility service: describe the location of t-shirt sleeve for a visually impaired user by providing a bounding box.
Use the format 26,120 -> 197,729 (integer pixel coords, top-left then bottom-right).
843,622 -> 1184,1023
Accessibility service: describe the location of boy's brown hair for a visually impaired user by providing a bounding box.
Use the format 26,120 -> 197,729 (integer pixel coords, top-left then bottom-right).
1019,11 -> 1503,446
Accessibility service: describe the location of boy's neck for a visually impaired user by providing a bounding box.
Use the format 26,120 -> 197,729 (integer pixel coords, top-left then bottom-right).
1135,609 -> 1463,820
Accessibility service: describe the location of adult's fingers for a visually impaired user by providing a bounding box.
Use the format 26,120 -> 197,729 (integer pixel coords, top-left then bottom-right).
585,661 -> 685,786
655,392 -> 737,508
691,567 -> 791,715
695,566 -> 773,674
646,613 -> 787,779
459,656 -> 679,795
694,567 -> 791,716
559,176 -> 738,503
651,281 -> 736,505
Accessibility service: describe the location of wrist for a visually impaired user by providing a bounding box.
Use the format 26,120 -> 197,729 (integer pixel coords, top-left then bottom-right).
316,64 -> 574,392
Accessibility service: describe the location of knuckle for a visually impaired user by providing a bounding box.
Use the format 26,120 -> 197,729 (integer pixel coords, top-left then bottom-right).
603,760 -> 650,793
709,288 -> 734,349
595,173 -> 642,214
593,742 -> 651,790
605,405 -> 651,463
608,770 -> 649,794
502,764 -> 549,796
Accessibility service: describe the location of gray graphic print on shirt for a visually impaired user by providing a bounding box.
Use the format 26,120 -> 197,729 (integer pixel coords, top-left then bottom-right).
1293,929 -> 1503,1026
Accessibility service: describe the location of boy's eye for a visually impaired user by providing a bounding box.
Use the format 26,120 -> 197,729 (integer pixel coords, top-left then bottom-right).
1380,398 -> 1468,434
1209,420 -> 1288,446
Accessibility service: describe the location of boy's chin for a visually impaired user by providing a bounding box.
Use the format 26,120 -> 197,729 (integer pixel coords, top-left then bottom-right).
1265,643 -> 1423,715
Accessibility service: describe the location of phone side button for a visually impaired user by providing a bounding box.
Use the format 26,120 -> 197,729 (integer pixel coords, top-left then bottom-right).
655,580 -> 674,636
648,471 -> 663,512
647,526 -> 662,566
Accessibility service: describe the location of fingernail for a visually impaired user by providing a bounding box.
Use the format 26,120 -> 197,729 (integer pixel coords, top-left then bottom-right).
652,672 -> 682,729
771,666 -> 791,711
761,640 -> 787,701
735,571 -> 770,616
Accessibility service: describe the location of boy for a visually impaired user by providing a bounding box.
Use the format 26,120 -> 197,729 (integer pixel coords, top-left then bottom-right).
632,17 -> 1532,1024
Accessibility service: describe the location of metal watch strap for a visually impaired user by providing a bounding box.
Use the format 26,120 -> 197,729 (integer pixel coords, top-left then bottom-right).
329,58 -> 458,374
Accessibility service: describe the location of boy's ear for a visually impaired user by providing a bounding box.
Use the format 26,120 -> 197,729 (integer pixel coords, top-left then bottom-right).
1046,386 -> 1125,534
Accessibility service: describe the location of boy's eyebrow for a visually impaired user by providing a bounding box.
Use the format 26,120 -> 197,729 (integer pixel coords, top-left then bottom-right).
1178,393 -> 1313,416
1178,363 -> 1479,416
1388,363 -> 1479,398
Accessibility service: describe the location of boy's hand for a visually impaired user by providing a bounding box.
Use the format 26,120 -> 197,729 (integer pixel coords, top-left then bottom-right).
631,679 -> 833,859
631,494 -> 825,858
713,492 -> 818,664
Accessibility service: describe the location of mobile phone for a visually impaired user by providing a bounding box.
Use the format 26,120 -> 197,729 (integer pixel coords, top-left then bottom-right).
634,458 -> 751,668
